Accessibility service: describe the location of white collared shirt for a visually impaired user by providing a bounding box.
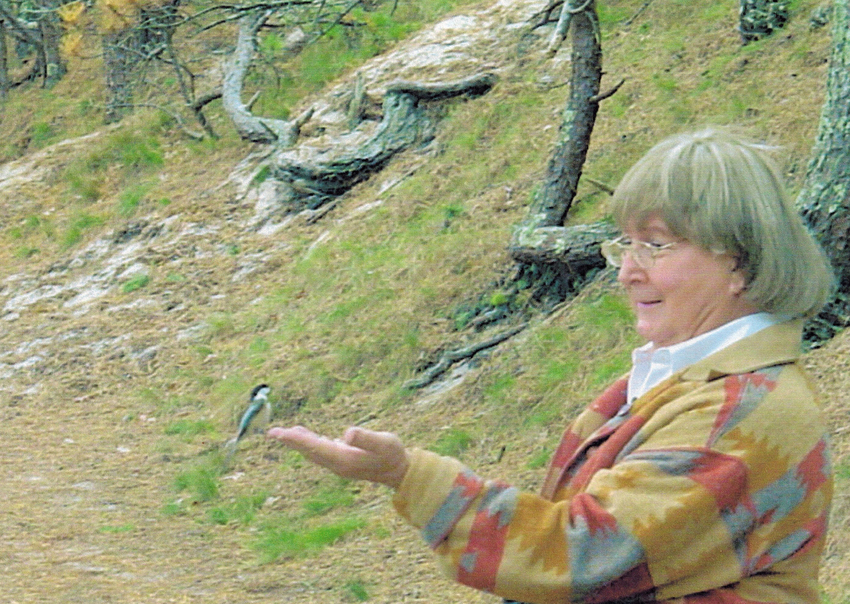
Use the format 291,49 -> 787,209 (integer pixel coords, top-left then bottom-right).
625,312 -> 785,411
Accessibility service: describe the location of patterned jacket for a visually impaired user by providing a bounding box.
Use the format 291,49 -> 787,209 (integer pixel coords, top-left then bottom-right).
392,320 -> 832,603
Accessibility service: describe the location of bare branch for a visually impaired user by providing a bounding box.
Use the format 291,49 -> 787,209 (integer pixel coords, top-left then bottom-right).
589,78 -> 625,103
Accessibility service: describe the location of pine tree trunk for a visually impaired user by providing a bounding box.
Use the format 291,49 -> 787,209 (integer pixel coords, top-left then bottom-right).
0,18 -> 8,99
103,30 -> 133,124
798,0 -> 850,339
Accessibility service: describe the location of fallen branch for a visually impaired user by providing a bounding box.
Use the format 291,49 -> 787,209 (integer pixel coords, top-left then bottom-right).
404,323 -> 527,390
624,0 -> 655,27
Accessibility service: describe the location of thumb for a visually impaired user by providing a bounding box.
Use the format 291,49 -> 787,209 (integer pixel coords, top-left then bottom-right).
342,426 -> 389,452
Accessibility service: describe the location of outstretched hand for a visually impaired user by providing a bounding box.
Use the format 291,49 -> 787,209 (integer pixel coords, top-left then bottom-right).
267,426 -> 410,490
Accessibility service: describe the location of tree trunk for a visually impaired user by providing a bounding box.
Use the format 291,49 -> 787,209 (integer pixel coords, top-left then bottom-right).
510,1 -> 607,270
534,2 -> 602,228
103,30 -> 134,124
0,18 -> 9,99
31,0 -> 65,87
223,12 -> 306,146
798,0 -> 850,340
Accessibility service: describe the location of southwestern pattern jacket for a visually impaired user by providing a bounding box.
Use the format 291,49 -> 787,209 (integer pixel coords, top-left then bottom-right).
392,320 -> 832,603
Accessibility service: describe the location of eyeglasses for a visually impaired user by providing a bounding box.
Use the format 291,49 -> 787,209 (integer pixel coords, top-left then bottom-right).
600,236 -> 678,269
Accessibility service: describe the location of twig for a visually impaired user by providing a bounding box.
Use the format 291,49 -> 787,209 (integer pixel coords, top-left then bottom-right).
624,0 -> 655,27
584,176 -> 615,195
304,200 -> 339,224
590,78 -> 625,103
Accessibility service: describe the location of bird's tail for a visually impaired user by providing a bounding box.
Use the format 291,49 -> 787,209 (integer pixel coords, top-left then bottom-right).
223,436 -> 239,465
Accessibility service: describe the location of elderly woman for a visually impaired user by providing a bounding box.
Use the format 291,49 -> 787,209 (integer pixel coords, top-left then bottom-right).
268,128 -> 834,603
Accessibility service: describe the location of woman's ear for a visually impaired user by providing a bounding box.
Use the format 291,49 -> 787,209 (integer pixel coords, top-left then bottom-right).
728,258 -> 750,297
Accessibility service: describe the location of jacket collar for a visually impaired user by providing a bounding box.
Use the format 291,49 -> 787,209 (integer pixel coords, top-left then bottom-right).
678,319 -> 803,382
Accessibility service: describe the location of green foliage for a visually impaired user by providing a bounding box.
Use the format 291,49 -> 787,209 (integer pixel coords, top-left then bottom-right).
483,372 -> 517,406
108,131 -> 164,171
573,292 -> 633,329
252,164 -> 272,185
596,3 -> 631,27
590,353 -> 632,387
526,447 -> 552,470
29,121 -> 55,149
118,183 -> 154,216
65,163 -> 104,202
206,312 -> 236,337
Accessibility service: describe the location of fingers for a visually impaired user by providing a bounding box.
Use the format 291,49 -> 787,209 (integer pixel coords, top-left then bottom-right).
267,425 -> 409,489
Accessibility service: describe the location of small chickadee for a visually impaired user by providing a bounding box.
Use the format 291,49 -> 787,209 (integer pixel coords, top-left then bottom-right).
225,384 -> 271,457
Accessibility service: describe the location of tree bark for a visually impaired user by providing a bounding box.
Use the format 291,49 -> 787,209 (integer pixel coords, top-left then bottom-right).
798,0 -> 850,339
535,2 -> 601,228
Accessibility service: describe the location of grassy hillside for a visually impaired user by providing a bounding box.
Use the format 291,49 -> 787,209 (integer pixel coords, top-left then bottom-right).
0,0 -> 847,602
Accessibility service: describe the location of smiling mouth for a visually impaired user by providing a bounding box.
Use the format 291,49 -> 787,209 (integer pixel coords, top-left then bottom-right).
636,300 -> 661,308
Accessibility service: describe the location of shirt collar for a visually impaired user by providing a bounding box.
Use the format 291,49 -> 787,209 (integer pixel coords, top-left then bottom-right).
628,312 -> 785,404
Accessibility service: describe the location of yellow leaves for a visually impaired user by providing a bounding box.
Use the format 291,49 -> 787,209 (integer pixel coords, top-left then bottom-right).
97,0 -> 170,33
61,31 -> 84,58
58,1 -> 87,25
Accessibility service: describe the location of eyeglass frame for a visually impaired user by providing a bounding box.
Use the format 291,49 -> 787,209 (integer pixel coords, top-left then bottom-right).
600,236 -> 678,269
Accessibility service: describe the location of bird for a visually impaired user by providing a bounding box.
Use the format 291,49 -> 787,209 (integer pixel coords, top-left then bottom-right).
224,384 -> 271,459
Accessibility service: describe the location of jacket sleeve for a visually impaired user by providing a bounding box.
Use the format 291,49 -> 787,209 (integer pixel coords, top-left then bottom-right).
391,368 -> 831,604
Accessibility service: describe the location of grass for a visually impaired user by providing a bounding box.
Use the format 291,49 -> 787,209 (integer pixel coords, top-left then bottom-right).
303,480 -> 357,515
164,419 -> 217,439
122,273 -> 150,293
62,212 -> 105,248
173,461 -> 222,505
431,428 -> 474,458
252,516 -> 367,563
208,492 -> 269,526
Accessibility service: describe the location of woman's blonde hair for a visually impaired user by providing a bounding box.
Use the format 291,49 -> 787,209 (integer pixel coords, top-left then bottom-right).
609,127 -> 834,318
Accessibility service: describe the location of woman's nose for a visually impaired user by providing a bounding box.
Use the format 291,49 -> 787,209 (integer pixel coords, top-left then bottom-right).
617,251 -> 645,284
